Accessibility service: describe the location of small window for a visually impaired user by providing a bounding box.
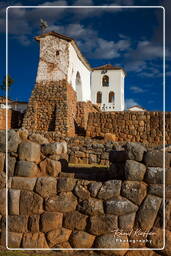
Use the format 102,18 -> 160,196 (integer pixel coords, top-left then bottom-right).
97,91 -> 102,103
109,91 -> 115,103
102,75 -> 109,87
56,50 -> 60,56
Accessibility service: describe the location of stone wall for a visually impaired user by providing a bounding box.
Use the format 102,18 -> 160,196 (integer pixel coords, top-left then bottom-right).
22,80 -> 77,137
0,109 -> 10,130
0,109 -> 23,130
86,111 -> 171,146
0,130 -> 170,254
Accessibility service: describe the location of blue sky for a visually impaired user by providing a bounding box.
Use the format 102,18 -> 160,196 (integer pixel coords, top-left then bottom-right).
0,0 -> 171,111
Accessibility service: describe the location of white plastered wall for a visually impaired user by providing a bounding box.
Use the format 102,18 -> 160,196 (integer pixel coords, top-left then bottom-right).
67,43 -> 91,102
91,70 -> 125,111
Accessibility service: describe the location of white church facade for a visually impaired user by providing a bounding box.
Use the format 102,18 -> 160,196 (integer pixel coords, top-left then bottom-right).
35,31 -> 125,111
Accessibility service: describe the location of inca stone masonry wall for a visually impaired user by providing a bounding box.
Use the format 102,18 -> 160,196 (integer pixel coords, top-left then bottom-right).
86,111 -> 171,146
0,130 -> 170,254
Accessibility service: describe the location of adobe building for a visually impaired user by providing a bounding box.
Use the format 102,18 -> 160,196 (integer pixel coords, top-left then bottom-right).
22,31 -> 126,136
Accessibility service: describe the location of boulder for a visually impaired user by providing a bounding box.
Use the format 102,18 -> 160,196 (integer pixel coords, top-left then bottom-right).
45,192 -> 77,213
57,177 -> 76,192
63,211 -> 88,231
8,215 -> 28,233
105,197 -> 138,216
74,184 -> 90,200
8,232 -> 22,248
119,212 -> 136,232
97,180 -> 121,200
0,189 -> 6,216
69,231 -> 95,248
124,142 -> 147,162
20,190 -> 43,215
18,128 -> 28,140
88,182 -> 102,197
41,141 -> 67,156
125,160 -> 146,181
88,215 -> 118,235
94,233 -> 129,250
137,194 -> 162,231
8,130 -> 21,153
47,228 -> 72,247
148,184 -> 163,198
78,198 -> 104,216
39,158 -> 61,177
28,215 -> 40,232
121,181 -> 147,205
8,189 -> 20,215
29,133 -> 49,144
16,160 -> 40,177
22,232 -> 49,248
35,177 -> 57,198
11,177 -> 37,191
0,153 -> 5,172
18,141 -> 40,163
40,212 -> 63,232
144,150 -> 170,167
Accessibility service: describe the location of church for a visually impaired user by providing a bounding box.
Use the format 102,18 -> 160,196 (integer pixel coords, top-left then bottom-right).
35,31 -> 125,112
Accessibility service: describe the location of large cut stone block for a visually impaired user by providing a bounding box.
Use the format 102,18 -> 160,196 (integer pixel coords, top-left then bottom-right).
88,215 -> 117,235
11,177 -> 37,191
28,215 -> 40,232
0,189 -> 6,216
63,211 -> 88,231
45,192 -> 77,213
97,180 -> 121,200
57,177 -> 76,192
39,158 -> 61,177
78,198 -> 104,216
145,167 -> 163,184
47,228 -> 71,247
8,232 -> 22,248
105,197 -> 138,216
41,142 -> 67,156
125,160 -> 146,181
70,231 -> 95,248
22,232 -> 49,248
16,160 -> 40,177
35,177 -> 57,198
40,212 -> 63,232
8,189 -> 20,215
8,215 -> 28,233
74,184 -> 90,200
18,141 -> 40,163
124,142 -> 147,162
137,194 -> 162,231
20,190 -> 43,215
0,152 -> 5,172
144,150 -> 171,167
119,212 -> 136,232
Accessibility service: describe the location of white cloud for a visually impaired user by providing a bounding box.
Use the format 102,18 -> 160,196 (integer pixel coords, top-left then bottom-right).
130,86 -> 144,93
125,98 -> 139,109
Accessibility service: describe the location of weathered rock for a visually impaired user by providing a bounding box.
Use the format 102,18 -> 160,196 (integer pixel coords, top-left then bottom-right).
8,130 -> 21,153
124,142 -> 147,161
16,160 -> 40,177
166,168 -> 171,185
18,141 -> 40,163
22,232 -> 49,248
7,156 -> 16,177
104,133 -> 117,142
0,130 -> 6,152
78,198 -> 104,216
41,141 -> 67,155
94,233 -> 129,250
121,181 -> 147,205
89,215 -> 117,235
0,152 -> 5,172
11,177 -> 37,191
125,160 -> 146,181
97,180 -> 121,200
137,194 -> 162,231
166,185 -> 171,198
74,184 -> 90,200
8,215 -> 28,233
0,172 -> 6,189
88,182 -> 102,197
20,190 -> 43,215
55,241 -> 72,249
109,150 -> 128,163
0,189 -> 6,215
105,197 -> 138,216
70,231 -> 95,248
58,177 -> 76,192
148,184 -> 163,197
63,211 -> 88,231
39,158 -> 61,177
40,212 -> 63,232
145,167 -> 163,184
35,177 -> 57,198
18,128 -> 28,140
45,192 -> 77,213
28,215 -> 40,232
47,228 -> 72,247
8,189 -> 20,215
144,150 -> 170,167
29,133 -> 49,144
8,232 -> 22,248
119,212 -> 136,232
